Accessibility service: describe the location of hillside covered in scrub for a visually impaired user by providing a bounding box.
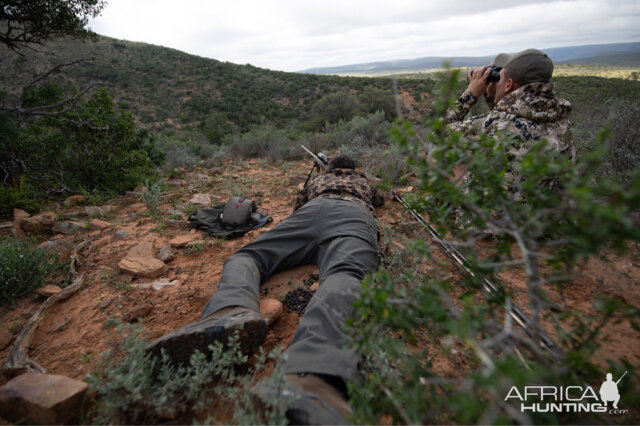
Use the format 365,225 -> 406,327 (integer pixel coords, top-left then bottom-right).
1,24 -> 640,425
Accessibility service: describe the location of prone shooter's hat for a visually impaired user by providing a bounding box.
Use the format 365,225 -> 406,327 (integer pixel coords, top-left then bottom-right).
503,48 -> 553,86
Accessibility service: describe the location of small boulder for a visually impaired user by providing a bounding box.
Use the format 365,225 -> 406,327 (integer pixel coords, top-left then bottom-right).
0,222 -> 26,240
36,284 -> 63,298
52,221 -> 87,235
157,245 -> 174,262
12,208 -> 30,221
189,193 -> 211,205
309,281 -> 319,292
129,202 -> 147,212
169,233 -> 200,248
123,304 -> 154,322
90,219 -> 111,230
85,205 -> 114,217
260,298 -> 283,326
118,242 -> 167,278
0,373 -> 89,424
38,239 -> 75,260
112,229 -> 131,241
65,195 -> 88,206
19,211 -> 56,233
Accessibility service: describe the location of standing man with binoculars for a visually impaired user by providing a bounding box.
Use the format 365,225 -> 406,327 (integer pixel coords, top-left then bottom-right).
446,48 -> 574,161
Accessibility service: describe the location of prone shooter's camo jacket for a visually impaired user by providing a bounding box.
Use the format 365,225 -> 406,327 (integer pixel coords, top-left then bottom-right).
294,168 -> 385,213
446,82 -> 575,161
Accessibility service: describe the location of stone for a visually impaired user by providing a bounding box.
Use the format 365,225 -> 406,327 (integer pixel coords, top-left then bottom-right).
169,233 -> 200,248
189,193 -> 211,205
118,242 -> 167,278
124,304 -> 153,322
157,245 -> 174,262
12,208 -> 30,221
129,202 -> 147,212
309,281 -> 319,292
65,195 -> 88,206
61,206 -> 86,219
131,278 -> 180,290
90,219 -> 111,230
0,222 -> 26,240
260,298 -> 283,326
85,205 -> 114,217
134,185 -> 148,194
36,284 -> 63,297
112,229 -> 131,241
38,239 -> 75,260
52,221 -> 87,235
19,211 -> 56,233
0,373 -> 89,424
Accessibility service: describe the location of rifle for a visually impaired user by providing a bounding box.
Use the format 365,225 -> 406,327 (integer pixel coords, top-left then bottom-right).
616,371 -> 628,385
300,145 -> 329,187
392,190 -> 563,360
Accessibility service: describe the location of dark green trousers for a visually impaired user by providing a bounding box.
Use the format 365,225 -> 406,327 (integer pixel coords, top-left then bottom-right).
201,198 -> 379,382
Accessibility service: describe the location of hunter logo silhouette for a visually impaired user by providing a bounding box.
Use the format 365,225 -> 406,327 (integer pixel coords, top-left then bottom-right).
600,371 -> 627,409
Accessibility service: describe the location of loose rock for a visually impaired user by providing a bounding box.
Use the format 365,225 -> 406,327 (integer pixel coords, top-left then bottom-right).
124,304 -> 154,322
52,221 -> 87,235
118,242 -> 167,278
65,195 -> 88,206
169,233 -> 201,248
0,373 -> 89,424
112,229 -> 131,241
19,211 -> 56,233
36,284 -> 63,297
189,193 -> 211,205
12,208 -> 30,221
260,298 -> 283,326
38,239 -> 75,260
90,219 -> 111,230
157,245 -> 174,262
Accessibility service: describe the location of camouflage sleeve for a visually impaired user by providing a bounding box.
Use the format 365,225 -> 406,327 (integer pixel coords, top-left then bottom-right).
444,88 -> 478,124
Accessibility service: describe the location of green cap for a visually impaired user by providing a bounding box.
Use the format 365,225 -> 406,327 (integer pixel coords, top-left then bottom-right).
504,48 -> 553,85
493,53 -> 511,68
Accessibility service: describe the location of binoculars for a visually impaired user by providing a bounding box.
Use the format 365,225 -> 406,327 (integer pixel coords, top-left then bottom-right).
469,65 -> 501,83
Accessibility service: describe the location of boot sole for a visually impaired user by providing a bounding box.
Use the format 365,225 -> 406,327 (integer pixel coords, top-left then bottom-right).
146,311 -> 267,366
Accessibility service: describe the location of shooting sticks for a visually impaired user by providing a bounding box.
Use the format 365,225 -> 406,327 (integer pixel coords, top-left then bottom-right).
392,190 -> 563,360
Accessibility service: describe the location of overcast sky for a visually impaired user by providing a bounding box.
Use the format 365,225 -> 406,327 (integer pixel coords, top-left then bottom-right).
88,0 -> 640,72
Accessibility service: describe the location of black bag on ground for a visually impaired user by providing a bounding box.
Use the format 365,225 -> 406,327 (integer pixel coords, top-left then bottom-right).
188,198 -> 271,240
221,197 -> 257,227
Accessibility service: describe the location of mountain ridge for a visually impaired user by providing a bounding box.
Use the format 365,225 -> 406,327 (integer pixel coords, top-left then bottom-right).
300,41 -> 640,74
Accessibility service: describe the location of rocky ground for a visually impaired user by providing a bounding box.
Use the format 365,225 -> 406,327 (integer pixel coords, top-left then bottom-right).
0,158 -> 638,423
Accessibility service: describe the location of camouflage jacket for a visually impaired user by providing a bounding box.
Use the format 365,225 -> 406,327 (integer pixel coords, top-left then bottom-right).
445,83 -> 575,161
294,168 -> 385,213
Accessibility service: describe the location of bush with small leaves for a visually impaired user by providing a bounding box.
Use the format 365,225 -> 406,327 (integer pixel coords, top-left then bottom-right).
0,237 -> 57,304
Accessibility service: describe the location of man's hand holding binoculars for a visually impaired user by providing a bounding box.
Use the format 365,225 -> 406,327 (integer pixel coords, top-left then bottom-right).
466,65 -> 496,98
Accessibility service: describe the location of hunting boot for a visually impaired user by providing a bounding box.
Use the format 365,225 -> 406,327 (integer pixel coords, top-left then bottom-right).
252,373 -> 352,425
145,306 -> 267,366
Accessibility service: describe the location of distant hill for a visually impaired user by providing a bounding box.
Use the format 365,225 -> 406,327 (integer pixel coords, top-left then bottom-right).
301,42 -> 640,75
0,36 -> 431,132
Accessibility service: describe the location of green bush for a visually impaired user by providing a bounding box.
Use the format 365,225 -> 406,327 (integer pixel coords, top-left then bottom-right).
0,237 -> 57,304
88,322 -> 288,424
0,186 -> 41,220
346,70 -> 640,424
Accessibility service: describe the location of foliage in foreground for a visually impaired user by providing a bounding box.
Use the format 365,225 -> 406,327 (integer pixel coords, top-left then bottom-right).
87,322 -> 288,424
347,71 -> 640,424
0,237 -> 58,305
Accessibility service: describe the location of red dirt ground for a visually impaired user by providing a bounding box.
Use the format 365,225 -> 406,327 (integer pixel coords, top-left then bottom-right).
1,158 -> 638,423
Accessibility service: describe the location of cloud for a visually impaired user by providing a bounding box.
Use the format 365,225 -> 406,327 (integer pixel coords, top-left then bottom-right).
88,0 -> 640,71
